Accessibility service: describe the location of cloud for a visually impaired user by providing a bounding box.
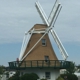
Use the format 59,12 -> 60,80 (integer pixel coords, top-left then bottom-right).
53,0 -> 80,43
0,0 -> 80,44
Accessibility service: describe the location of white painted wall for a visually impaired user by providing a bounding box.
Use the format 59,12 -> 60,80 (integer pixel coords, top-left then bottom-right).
20,68 -> 60,80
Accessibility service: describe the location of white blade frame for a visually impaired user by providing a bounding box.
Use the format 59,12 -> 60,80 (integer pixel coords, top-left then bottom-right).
35,0 -> 68,60
19,30 -> 33,61
35,1 -> 49,26
48,0 -> 61,26
50,29 -> 68,60
19,34 -> 26,60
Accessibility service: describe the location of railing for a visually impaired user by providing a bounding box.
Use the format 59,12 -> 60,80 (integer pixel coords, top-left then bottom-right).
8,60 -> 71,70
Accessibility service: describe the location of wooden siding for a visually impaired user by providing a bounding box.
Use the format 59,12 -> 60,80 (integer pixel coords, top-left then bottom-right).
22,24 -> 58,61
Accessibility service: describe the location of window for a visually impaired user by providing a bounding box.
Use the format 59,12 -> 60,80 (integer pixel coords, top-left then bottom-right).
45,56 -> 49,62
45,72 -> 50,79
42,39 -> 46,46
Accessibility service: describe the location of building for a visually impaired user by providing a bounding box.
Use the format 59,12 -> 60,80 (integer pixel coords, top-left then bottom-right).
8,0 -> 71,80
8,24 -> 71,80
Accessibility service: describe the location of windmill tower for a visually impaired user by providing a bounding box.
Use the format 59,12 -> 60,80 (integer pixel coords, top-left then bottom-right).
19,0 -> 68,62
9,0 -> 71,80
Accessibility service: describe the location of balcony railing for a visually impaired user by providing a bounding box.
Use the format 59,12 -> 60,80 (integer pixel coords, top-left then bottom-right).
8,60 -> 71,70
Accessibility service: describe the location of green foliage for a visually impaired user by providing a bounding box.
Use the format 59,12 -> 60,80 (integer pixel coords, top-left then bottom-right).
0,65 -> 5,74
8,72 -> 39,80
20,73 -> 39,80
0,75 -> 2,79
66,62 -> 75,74
61,74 -> 78,80
56,76 -> 64,80
6,72 -> 9,78
41,79 -> 47,80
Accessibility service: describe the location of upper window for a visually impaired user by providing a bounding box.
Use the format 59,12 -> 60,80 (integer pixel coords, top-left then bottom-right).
42,39 -> 46,46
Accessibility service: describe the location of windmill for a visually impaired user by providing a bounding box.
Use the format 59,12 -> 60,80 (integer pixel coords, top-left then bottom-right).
9,0 -> 71,80
19,0 -> 68,61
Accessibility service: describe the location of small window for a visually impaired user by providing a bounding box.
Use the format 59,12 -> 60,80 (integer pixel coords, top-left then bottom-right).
42,39 -> 46,46
45,72 -> 50,79
45,56 -> 49,62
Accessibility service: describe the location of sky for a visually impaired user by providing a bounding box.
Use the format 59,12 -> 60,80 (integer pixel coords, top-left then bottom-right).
0,0 -> 80,66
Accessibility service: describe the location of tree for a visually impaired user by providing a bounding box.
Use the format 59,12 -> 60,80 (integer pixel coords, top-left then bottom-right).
61,74 -> 78,80
56,76 -> 64,80
57,62 -> 78,80
0,65 -> 5,74
66,62 -> 75,74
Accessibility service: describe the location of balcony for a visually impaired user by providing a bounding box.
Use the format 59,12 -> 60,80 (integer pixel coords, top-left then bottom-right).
8,60 -> 71,70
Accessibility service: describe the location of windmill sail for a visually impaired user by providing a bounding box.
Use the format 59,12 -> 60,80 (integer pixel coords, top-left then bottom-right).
48,0 -> 61,26
19,32 -> 33,60
35,0 -> 68,60
50,29 -> 68,60
35,1 -> 49,26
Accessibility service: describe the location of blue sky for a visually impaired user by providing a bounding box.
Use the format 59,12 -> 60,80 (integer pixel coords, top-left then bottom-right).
0,0 -> 80,66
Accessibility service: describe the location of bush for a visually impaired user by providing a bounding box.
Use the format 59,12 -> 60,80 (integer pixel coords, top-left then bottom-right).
61,74 -> 78,80
41,79 -> 47,80
8,72 -> 39,80
20,73 -> 39,80
56,76 -> 64,80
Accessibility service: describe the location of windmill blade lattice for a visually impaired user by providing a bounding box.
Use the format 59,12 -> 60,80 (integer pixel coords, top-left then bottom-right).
35,0 -> 68,60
